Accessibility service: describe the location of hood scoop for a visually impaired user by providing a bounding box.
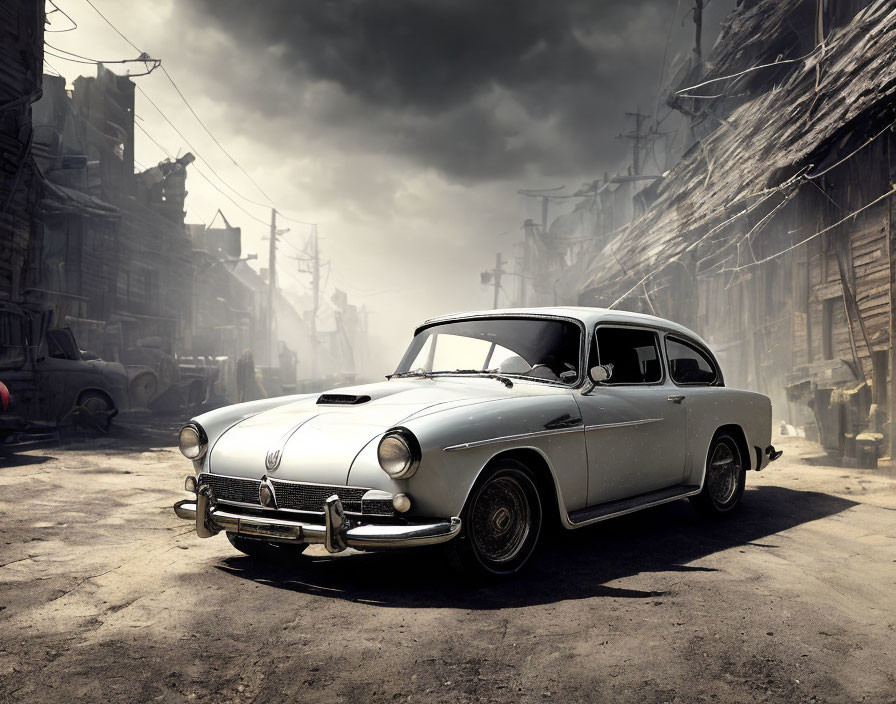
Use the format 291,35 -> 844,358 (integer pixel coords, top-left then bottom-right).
317,393 -> 372,405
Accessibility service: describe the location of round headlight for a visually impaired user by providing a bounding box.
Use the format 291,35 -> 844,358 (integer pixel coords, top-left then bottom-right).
178,424 -> 207,460
377,429 -> 420,479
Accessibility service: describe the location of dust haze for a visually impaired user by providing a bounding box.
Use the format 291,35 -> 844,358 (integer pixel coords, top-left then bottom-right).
47,0 -> 733,376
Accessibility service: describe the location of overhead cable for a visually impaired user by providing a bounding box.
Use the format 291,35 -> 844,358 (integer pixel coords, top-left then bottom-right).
674,43 -> 825,96
719,186 -> 896,275
80,0 -> 318,228
134,85 -> 270,226
46,0 -> 78,32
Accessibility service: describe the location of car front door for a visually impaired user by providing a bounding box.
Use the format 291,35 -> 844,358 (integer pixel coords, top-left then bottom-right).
36,328 -> 89,421
576,325 -> 688,506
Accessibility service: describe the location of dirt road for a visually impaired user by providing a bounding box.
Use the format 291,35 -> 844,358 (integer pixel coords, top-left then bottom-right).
0,418 -> 894,703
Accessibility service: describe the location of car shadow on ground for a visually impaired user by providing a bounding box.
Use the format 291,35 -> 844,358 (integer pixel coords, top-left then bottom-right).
212,485 -> 857,609
0,452 -> 54,469
0,412 -> 187,457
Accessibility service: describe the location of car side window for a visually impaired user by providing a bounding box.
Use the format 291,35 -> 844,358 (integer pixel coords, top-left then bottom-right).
666,337 -> 718,385
46,329 -> 80,361
593,327 -> 662,384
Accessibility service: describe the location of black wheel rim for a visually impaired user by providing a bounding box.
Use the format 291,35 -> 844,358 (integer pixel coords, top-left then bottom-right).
470,475 -> 532,564
708,441 -> 740,505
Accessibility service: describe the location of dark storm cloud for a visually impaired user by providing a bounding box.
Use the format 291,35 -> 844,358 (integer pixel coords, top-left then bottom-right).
183,0 -> 722,181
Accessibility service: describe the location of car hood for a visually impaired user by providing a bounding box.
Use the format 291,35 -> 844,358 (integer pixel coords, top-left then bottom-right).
207,377 -> 563,484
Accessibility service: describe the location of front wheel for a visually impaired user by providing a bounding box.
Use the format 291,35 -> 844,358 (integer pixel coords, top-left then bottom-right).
226,533 -> 308,560
447,459 -> 543,578
691,432 -> 746,516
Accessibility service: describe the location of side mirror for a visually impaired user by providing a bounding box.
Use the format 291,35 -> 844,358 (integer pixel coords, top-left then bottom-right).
589,364 -> 612,383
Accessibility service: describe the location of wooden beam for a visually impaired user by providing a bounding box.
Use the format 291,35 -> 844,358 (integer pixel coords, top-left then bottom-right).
888,170 -> 896,459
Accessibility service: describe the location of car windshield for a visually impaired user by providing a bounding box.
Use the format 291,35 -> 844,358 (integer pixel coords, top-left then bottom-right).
394,317 -> 582,385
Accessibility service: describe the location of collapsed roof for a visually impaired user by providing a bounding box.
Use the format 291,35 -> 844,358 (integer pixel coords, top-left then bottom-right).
579,0 -> 896,300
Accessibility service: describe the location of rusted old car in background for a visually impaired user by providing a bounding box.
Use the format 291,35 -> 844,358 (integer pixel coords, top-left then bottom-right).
174,307 -> 780,577
0,302 -> 128,440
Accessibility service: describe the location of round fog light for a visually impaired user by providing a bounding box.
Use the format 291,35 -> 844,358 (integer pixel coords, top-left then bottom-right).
184,475 -> 197,493
392,493 -> 411,513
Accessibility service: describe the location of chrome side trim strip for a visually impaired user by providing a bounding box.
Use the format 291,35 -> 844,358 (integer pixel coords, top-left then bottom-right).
583,417 -> 662,431
443,425 -> 584,452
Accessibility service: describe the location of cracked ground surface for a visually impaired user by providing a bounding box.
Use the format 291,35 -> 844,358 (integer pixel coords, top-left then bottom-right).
0,416 -> 894,703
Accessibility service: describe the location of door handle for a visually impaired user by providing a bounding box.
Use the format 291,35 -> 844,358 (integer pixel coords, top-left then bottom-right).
667,395 -> 685,404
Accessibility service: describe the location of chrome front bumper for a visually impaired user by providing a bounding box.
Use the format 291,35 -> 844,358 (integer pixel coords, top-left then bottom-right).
173,487 -> 461,554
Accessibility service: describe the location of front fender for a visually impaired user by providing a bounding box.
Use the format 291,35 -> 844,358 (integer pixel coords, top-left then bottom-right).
347,395 -> 587,518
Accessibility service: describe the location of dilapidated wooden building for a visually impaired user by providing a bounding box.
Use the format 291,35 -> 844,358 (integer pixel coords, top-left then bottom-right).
555,0 -> 896,456
30,68 -> 195,361
0,0 -> 43,304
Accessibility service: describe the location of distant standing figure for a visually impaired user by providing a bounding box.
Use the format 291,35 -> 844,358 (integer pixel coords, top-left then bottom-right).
278,342 -> 298,388
236,349 -> 260,402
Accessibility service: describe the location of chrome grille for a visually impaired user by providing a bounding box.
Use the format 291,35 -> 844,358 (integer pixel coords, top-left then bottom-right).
361,498 -> 395,517
271,481 -> 366,513
197,474 -> 392,516
199,474 -> 259,504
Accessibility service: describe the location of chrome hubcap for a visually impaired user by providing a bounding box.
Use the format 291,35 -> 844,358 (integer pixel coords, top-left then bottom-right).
708,442 -> 740,504
470,476 -> 531,563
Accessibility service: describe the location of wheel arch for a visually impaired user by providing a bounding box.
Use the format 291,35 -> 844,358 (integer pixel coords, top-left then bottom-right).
708,424 -> 751,474
465,446 -> 564,530
76,387 -> 116,410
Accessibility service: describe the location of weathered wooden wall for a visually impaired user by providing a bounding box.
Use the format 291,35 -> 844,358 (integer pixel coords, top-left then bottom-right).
0,0 -> 43,303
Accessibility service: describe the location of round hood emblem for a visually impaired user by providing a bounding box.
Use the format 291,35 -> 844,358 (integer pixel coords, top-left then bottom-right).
265,449 -> 282,471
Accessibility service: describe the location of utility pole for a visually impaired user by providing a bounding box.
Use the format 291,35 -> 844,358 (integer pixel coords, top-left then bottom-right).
480,253 -> 506,309
493,253 -> 503,309
693,0 -> 704,69
267,208 -> 277,366
521,227 -> 532,307
310,224 -> 319,380
618,108 -> 651,175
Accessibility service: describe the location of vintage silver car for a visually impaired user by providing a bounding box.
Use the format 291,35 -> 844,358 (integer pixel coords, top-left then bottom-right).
173,307 -> 780,576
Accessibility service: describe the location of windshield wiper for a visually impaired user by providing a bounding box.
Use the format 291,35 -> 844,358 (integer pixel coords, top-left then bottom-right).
431,369 -> 514,388
386,369 -> 433,380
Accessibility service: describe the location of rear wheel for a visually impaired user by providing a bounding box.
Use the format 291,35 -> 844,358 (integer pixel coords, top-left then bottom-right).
226,533 -> 308,560
73,390 -> 116,431
447,459 -> 542,578
691,432 -> 746,516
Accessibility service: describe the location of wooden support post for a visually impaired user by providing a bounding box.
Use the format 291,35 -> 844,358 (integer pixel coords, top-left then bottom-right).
888,189 -> 896,459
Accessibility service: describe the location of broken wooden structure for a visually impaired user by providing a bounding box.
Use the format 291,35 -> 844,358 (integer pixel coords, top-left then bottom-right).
555,0 -> 896,458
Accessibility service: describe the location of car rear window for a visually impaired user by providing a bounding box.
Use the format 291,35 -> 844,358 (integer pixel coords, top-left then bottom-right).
666,337 -> 718,385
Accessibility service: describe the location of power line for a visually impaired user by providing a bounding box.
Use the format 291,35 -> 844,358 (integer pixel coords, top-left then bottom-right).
82,0 -> 319,226
159,65 -> 276,207
278,234 -> 314,258
720,186 -> 896,275
45,44 -> 161,76
43,58 -> 63,77
674,43 -> 825,98
134,119 -> 173,158
83,0 -> 143,54
133,84 -> 271,226
77,0 -> 327,275
45,43 -> 155,66
46,0 -> 78,32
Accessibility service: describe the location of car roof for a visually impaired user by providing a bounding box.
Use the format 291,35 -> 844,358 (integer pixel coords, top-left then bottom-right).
420,306 -> 710,348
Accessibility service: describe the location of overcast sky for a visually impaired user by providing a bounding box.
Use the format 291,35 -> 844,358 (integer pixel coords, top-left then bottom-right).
45,0 -> 733,373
